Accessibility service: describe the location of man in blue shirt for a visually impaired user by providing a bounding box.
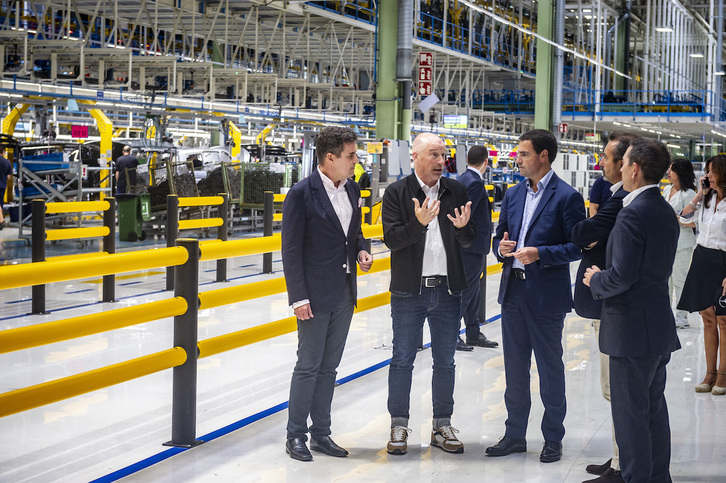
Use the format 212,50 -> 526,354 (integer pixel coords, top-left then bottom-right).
486,129 -> 585,463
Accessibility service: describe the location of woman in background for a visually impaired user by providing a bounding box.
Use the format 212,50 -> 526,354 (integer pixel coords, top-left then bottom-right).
678,156 -> 726,395
662,159 -> 697,328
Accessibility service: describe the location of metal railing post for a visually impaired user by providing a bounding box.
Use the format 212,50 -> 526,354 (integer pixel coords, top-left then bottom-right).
166,195 -> 179,291
364,194 -> 373,253
262,191 -> 273,274
216,193 -> 229,282
102,197 -> 116,303
478,271 -> 487,325
165,238 -> 203,448
31,200 -> 47,314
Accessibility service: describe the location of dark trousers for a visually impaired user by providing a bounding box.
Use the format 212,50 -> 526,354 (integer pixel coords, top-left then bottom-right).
460,251 -> 486,340
501,277 -> 566,442
610,354 -> 672,483
387,286 -> 461,420
286,284 -> 354,441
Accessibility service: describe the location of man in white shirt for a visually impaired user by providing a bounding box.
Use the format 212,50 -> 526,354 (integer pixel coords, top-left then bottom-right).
381,133 -> 473,455
281,126 -> 373,461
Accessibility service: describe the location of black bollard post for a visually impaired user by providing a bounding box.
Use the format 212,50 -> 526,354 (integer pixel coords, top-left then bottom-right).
166,195 -> 179,291
164,238 -> 203,448
262,191 -> 273,274
216,193 -> 228,283
102,197 -> 116,303
364,192 -> 373,253
31,200 -> 47,314
478,270 -> 487,324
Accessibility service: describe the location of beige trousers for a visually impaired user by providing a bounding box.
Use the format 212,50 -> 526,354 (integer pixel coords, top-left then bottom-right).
593,319 -> 620,471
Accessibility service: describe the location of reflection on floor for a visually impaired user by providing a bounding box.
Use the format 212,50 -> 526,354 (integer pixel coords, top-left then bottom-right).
0,233 -> 724,482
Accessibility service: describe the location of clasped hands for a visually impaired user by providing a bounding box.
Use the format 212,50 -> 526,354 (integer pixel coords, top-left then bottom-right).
499,231 -> 539,265
413,196 -> 472,228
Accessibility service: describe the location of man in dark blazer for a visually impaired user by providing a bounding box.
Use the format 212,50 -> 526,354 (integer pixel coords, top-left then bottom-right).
281,126 -> 373,462
585,137 -> 680,483
456,145 -> 498,350
486,129 -> 585,463
572,132 -> 638,483
382,132 -> 473,455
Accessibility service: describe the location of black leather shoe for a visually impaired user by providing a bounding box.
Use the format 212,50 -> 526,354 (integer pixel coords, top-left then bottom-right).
285,437 -> 313,461
583,467 -> 625,483
456,336 -> 474,352
485,436 -> 527,456
586,458 -> 612,475
539,440 -> 562,463
310,435 -> 349,457
467,332 -> 499,348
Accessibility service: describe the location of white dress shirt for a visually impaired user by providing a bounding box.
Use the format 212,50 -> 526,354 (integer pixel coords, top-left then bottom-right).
291,168 -> 354,309
692,194 -> 726,251
511,169 -> 555,270
610,180 -> 623,194
415,173 -> 448,277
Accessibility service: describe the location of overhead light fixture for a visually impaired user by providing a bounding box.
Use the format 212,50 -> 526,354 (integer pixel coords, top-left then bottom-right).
716,71 -> 726,76
690,53 -> 704,58
655,27 -> 674,33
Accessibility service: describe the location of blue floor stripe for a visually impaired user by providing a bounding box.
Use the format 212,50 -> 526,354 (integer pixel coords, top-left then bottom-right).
91,313 -> 501,482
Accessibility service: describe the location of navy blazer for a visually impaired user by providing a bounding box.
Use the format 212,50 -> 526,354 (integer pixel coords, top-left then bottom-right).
571,186 -> 628,319
492,172 -> 585,314
458,168 -> 492,256
590,187 -> 681,358
281,170 -> 368,314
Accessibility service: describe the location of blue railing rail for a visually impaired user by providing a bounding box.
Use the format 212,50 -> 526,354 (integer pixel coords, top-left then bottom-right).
562,89 -> 717,119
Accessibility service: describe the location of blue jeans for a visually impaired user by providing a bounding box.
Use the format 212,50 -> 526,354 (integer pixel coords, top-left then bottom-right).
387,286 -> 461,421
286,284 -> 354,441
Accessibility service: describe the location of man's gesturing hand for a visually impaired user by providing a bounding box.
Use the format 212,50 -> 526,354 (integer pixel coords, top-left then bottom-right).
413,196 -> 440,226
447,201 -> 472,228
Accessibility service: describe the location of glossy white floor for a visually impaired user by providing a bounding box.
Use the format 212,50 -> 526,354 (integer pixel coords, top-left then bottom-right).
1,229 -> 724,483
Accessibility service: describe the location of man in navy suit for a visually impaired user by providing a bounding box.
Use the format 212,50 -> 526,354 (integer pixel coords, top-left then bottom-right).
456,145 -> 498,351
281,126 -> 373,461
572,132 -> 638,483
486,129 -> 585,463
584,137 -> 680,483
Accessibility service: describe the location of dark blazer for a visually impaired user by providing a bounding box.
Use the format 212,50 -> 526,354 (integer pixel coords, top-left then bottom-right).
571,186 -> 627,319
382,174 -> 475,294
458,167 -> 492,256
281,169 -> 368,314
492,171 -> 585,314
590,187 -> 681,357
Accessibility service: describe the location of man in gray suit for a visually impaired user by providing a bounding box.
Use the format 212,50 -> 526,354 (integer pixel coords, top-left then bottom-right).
584,137 -> 680,483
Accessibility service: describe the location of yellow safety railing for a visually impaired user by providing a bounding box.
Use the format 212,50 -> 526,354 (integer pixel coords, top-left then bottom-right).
166,194 -> 230,290
0,246 -> 188,291
45,226 -> 110,241
31,198 -> 119,313
0,297 -> 187,354
178,196 -> 225,207
0,347 -> 187,418
46,200 -> 110,214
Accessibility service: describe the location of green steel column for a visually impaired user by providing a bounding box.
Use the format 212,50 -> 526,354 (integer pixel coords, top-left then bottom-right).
534,0 -> 554,130
399,98 -> 411,142
614,20 -> 627,91
376,0 -> 399,140
212,41 -> 224,65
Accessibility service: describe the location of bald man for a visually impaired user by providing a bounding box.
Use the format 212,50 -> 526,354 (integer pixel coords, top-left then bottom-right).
382,133 -> 474,455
